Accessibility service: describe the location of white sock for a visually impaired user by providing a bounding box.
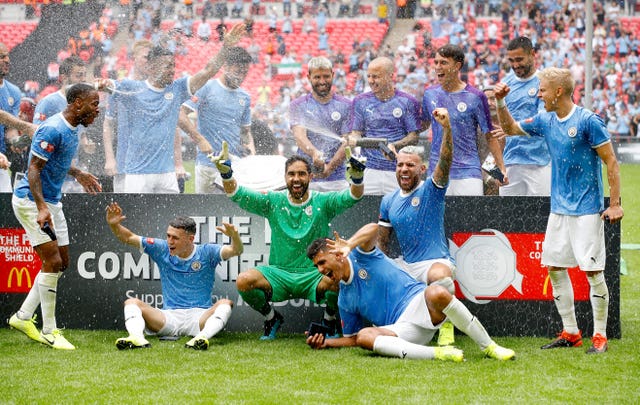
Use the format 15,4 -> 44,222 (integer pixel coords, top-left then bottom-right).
264,307 -> 275,321
587,272 -> 609,337
548,270 -> 579,334
373,335 -> 436,360
431,276 -> 455,294
323,310 -> 336,322
38,272 -> 60,334
200,304 -> 232,339
17,271 -> 43,320
124,304 -> 146,338
442,297 -> 493,350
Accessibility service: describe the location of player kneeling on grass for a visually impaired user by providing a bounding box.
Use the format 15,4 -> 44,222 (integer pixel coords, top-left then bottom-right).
305,224 -> 516,362
106,202 -> 243,350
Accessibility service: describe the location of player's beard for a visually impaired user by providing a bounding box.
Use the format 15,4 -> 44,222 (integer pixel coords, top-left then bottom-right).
288,181 -> 309,201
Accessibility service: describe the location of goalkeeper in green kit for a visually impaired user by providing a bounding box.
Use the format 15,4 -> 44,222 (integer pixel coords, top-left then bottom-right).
210,141 -> 365,340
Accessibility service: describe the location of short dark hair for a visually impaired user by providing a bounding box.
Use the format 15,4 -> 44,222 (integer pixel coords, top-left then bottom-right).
436,44 -> 465,65
507,36 -> 534,52
59,56 -> 86,77
285,155 -> 311,173
148,45 -> 174,61
66,83 -> 95,104
169,216 -> 197,234
306,238 -> 329,260
225,46 -> 253,66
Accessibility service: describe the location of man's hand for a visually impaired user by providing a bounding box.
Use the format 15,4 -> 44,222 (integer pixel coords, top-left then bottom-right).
0,152 -> 9,170
74,170 -> 102,194
222,23 -> 246,47
432,107 -> 451,128
345,146 -> 366,185
105,202 -> 126,226
493,82 -> 511,101
216,222 -> 239,238
326,230 -> 353,257
208,141 -> 233,179
306,331 -> 327,350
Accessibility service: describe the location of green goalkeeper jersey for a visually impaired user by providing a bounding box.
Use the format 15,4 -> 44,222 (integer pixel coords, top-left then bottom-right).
231,186 -> 360,272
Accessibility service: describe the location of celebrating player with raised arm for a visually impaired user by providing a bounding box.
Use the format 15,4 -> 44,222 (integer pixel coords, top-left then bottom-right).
209,141 -> 365,340
494,67 -> 623,354
106,201 -> 243,351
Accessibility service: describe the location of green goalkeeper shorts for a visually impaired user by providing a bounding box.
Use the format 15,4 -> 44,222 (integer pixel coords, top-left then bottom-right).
256,265 -> 325,303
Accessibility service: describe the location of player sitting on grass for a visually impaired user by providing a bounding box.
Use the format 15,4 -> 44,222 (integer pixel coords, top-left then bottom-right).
106,201 -> 243,350
305,223 -> 516,362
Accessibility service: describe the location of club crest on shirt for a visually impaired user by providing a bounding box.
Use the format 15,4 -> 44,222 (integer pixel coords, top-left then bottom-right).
331,111 -> 341,121
358,268 -> 368,280
305,205 -> 313,216
191,261 -> 202,271
392,108 -> 403,118
39,140 -> 54,153
528,87 -> 538,97
567,127 -> 577,137
164,92 -> 174,100
7,96 -> 14,106
411,196 -> 420,207
239,98 -> 246,107
457,102 -> 467,112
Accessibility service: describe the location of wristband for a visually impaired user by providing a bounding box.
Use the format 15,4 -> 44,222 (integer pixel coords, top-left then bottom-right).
221,168 -> 233,180
348,176 -> 363,185
496,98 -> 506,108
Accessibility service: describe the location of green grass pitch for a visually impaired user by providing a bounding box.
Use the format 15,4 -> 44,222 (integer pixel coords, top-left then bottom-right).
1,164 -> 639,403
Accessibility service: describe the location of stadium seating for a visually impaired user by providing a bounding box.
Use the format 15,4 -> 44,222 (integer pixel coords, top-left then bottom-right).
125,19 -> 388,106
0,22 -> 38,50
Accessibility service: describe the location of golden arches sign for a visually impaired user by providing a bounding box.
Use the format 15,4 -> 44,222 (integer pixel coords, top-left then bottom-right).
8,267 -> 32,289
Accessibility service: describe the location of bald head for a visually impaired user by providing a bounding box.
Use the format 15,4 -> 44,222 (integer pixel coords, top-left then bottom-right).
367,57 -> 395,100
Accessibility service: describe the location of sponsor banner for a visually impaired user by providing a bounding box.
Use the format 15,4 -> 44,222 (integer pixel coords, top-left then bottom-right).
0,194 -> 620,337
451,231 -> 589,302
0,228 -> 42,293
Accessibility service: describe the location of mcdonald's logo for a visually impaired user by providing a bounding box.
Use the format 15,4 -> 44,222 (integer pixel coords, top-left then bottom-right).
8,267 -> 33,289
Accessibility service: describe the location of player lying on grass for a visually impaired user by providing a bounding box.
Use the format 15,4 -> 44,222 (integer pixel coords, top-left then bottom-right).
305,223 -> 516,361
106,202 -> 243,350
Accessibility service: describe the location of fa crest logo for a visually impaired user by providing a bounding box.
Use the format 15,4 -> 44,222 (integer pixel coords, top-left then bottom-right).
392,108 -> 403,118
331,111 -> 341,121
457,102 -> 467,112
567,127 -> 577,138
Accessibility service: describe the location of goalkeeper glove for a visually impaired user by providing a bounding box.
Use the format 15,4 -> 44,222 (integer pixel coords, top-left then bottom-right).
345,146 -> 366,185
208,141 -> 233,180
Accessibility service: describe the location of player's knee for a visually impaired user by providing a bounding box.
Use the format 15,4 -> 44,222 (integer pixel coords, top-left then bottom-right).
218,298 -> 234,308
235,270 -> 256,291
123,297 -> 144,307
426,264 -> 452,285
425,284 -> 451,309
355,328 -> 377,350
586,271 -> 606,286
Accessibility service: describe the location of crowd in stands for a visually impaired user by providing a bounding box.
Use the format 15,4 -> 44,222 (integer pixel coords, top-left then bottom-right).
3,0 -> 640,191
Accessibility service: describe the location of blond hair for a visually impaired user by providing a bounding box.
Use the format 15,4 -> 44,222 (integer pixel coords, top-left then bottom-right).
537,67 -> 575,96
